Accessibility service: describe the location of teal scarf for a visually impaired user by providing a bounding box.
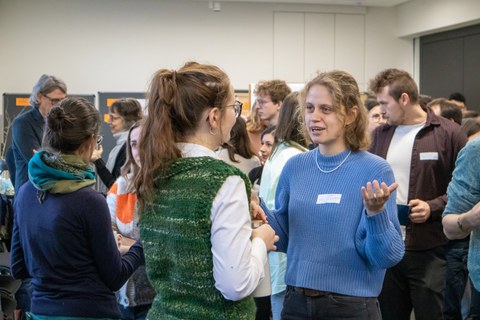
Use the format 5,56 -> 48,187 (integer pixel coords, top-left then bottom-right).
28,150 -> 96,194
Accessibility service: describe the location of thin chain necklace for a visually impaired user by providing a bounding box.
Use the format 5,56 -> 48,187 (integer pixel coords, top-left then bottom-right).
315,150 -> 352,174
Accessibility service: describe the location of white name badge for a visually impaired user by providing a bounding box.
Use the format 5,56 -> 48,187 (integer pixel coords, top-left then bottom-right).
316,194 -> 342,204
420,152 -> 438,160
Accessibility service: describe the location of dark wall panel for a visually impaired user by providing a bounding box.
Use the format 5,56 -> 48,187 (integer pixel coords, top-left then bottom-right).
420,38 -> 464,99
464,34 -> 480,110
420,24 -> 480,112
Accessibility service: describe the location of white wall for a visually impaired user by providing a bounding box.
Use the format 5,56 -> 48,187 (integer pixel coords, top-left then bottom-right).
396,0 -> 480,38
0,0 -> 412,103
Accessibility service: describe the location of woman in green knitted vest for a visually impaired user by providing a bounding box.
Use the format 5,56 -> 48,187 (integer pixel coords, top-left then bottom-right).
135,61 -> 279,320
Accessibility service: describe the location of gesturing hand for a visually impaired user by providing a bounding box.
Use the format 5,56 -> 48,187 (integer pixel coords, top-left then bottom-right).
361,180 -> 398,215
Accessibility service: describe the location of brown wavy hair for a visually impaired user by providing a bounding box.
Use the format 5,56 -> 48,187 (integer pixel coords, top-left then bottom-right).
369,68 -> 419,104
135,61 -> 231,209
301,70 -> 370,152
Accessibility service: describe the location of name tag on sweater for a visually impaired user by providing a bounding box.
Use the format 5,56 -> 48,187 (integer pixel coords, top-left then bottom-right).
316,194 -> 342,204
420,152 -> 438,160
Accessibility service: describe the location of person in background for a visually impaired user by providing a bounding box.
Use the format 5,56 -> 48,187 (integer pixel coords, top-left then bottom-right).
428,98 -> 463,125
449,92 -> 468,113
249,125 -> 276,196
92,98 -> 143,192
107,121 -> 156,320
462,118 -> 480,141
263,70 -> 404,319
442,137 -> 480,320
426,97 -> 468,320
10,97 -> 145,319
369,68 -> 468,320
217,117 -> 261,176
11,74 -> 67,319
259,91 -> 309,320
365,95 -> 387,135
246,101 -> 268,157
254,80 -> 291,127
135,61 -> 278,319
12,74 -> 67,193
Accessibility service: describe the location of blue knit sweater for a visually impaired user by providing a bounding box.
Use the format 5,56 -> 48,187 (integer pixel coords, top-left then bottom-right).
264,149 -> 404,297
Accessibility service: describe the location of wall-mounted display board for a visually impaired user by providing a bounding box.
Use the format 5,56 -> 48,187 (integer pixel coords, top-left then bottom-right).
1,93 -> 95,159
97,92 -> 146,163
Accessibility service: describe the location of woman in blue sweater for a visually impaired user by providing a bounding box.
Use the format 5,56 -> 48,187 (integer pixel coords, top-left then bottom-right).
264,70 -> 405,319
10,97 -> 145,319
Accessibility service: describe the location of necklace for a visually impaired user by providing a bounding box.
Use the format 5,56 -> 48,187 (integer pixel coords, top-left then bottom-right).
315,150 -> 351,174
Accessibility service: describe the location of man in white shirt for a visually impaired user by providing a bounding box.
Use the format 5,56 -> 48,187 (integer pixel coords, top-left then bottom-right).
369,68 -> 467,320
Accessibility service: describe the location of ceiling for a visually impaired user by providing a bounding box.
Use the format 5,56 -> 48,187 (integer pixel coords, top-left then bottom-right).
199,0 -> 411,7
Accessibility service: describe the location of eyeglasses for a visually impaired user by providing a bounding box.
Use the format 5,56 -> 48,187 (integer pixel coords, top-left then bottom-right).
43,94 -> 65,105
96,135 -> 103,146
256,99 -> 272,107
370,113 -> 387,123
227,100 -> 243,118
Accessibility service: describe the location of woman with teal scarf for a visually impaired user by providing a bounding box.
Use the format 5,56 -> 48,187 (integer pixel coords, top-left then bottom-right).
10,97 -> 145,320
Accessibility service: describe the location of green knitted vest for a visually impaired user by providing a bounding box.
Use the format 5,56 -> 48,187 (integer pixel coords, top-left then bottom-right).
140,157 -> 255,320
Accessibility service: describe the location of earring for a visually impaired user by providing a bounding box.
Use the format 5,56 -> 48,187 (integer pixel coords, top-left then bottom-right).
209,126 -> 217,136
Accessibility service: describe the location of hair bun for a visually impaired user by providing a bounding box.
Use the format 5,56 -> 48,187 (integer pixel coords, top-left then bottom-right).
47,106 -> 70,132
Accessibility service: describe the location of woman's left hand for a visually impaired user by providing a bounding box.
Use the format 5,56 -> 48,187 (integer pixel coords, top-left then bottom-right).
361,180 -> 398,215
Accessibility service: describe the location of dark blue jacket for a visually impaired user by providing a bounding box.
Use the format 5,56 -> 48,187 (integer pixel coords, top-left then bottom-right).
10,183 -> 144,318
12,107 -> 44,192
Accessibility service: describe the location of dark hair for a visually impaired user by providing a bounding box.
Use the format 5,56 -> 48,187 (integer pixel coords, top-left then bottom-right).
260,125 -> 276,141
42,97 -> 100,153
449,92 -> 466,104
427,98 -> 463,125
271,91 -> 308,158
223,117 -> 256,163
136,61 -> 231,206
369,68 -> 419,104
364,96 -> 379,111
121,121 -> 142,177
254,80 -> 292,104
121,121 -> 143,191
303,70 -> 370,152
30,74 -> 67,107
110,98 -> 143,130
461,118 -> 480,138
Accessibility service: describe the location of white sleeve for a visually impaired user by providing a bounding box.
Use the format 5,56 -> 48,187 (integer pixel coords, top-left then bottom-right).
106,183 -> 118,225
211,175 -> 268,301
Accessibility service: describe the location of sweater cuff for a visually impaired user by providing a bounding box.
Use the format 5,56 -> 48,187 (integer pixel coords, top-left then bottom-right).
365,209 -> 391,234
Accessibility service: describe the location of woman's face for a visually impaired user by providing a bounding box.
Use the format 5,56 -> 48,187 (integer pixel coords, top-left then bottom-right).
305,84 -> 347,155
109,110 -> 126,134
259,132 -> 274,163
219,86 -> 238,145
129,126 -> 141,167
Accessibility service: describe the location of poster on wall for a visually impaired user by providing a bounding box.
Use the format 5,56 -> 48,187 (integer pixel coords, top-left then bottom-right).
1,93 -> 95,159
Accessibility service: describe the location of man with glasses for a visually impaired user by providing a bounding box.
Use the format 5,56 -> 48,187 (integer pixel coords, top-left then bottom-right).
10,74 -> 67,319
254,80 -> 291,127
11,74 -> 67,193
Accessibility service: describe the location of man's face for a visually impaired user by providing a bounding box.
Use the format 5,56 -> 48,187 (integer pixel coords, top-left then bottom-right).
376,86 -> 406,126
37,89 -> 66,116
255,93 -> 281,123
